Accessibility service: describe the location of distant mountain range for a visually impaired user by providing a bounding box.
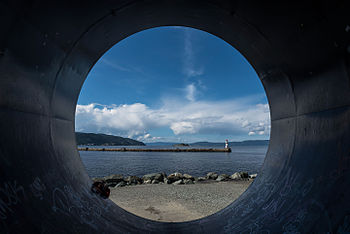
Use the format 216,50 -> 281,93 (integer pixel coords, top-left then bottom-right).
145,142 -> 179,146
147,140 -> 269,146
76,132 -> 145,146
75,132 -> 269,147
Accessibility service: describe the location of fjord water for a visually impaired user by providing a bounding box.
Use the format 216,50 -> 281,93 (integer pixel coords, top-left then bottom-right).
79,145 -> 268,178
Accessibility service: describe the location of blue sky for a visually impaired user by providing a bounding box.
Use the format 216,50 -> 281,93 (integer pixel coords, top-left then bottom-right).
76,26 -> 270,143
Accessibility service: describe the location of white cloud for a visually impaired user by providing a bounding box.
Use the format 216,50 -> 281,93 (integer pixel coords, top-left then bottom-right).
248,131 -> 256,136
75,96 -> 270,142
137,133 -> 162,142
144,133 -> 151,139
185,83 -> 196,102
170,121 -> 197,135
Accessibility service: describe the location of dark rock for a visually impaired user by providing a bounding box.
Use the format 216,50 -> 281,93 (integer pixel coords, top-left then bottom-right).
249,174 -> 257,179
157,172 -> 167,181
143,179 -> 152,184
230,172 -> 241,180
216,174 -> 229,181
184,179 -> 194,184
104,174 -> 124,183
106,182 -> 117,188
239,172 -> 249,179
197,177 -> 207,181
125,176 -> 141,185
142,173 -> 164,182
115,181 -> 126,187
183,174 -> 195,181
167,172 -> 183,182
206,172 -> 218,180
173,143 -> 190,147
173,179 -> 183,185
142,173 -> 158,181
151,180 -> 159,184
164,178 -> 171,184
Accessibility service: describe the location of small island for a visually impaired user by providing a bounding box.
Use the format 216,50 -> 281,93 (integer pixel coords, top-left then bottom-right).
173,143 -> 190,147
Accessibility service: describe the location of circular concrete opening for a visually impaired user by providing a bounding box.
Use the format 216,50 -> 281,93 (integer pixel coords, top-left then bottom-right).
1,1 -> 349,233
76,25 -> 270,222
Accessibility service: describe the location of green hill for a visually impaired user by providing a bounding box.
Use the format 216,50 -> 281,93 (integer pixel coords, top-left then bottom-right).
76,132 -> 145,146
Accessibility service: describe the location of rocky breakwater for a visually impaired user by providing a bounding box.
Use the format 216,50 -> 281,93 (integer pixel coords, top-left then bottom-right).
92,171 -> 258,188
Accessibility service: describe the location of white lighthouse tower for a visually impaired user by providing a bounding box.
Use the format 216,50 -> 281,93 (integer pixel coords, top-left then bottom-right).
225,139 -> 229,149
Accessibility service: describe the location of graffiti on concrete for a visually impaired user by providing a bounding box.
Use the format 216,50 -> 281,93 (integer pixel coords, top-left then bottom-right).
29,177 -> 46,200
0,181 -> 26,220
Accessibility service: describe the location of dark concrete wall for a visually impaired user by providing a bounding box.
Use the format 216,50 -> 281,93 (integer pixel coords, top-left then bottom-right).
0,1 -> 349,233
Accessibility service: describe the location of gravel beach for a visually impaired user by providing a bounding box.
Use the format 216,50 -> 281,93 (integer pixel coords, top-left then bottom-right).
109,180 -> 252,222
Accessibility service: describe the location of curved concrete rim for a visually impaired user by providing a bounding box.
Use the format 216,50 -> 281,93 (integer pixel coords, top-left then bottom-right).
0,1 -> 350,233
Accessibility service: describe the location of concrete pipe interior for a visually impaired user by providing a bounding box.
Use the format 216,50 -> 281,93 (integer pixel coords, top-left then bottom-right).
0,1 -> 350,233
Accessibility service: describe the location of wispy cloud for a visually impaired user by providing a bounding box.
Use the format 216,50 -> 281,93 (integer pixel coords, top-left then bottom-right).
183,29 -> 204,77
101,58 -> 131,72
75,95 -> 270,142
185,83 -> 196,102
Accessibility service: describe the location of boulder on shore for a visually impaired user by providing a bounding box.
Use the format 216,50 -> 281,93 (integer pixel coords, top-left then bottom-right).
100,171 -> 253,188
230,172 -> 242,180
249,174 -> 257,179
142,173 -> 165,183
183,174 -> 195,181
163,178 -> 171,184
167,172 -> 183,183
197,176 -> 207,181
206,172 -> 218,180
184,179 -> 194,184
104,174 -> 124,183
230,171 -> 249,180
106,182 -> 117,188
239,172 -> 249,179
115,181 -> 126,187
216,174 -> 230,181
125,176 -> 142,185
143,179 -> 152,184
173,179 -> 184,185
160,172 -> 167,181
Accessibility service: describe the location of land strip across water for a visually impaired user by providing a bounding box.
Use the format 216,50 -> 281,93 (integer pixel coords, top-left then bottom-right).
78,147 -> 232,152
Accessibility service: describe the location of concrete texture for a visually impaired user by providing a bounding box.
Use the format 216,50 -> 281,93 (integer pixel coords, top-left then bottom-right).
0,0 -> 350,233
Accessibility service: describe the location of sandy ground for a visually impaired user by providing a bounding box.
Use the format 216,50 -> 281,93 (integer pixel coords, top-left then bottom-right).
109,180 -> 252,222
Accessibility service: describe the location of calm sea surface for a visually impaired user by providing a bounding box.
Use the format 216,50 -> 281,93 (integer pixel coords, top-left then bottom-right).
79,145 -> 268,178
